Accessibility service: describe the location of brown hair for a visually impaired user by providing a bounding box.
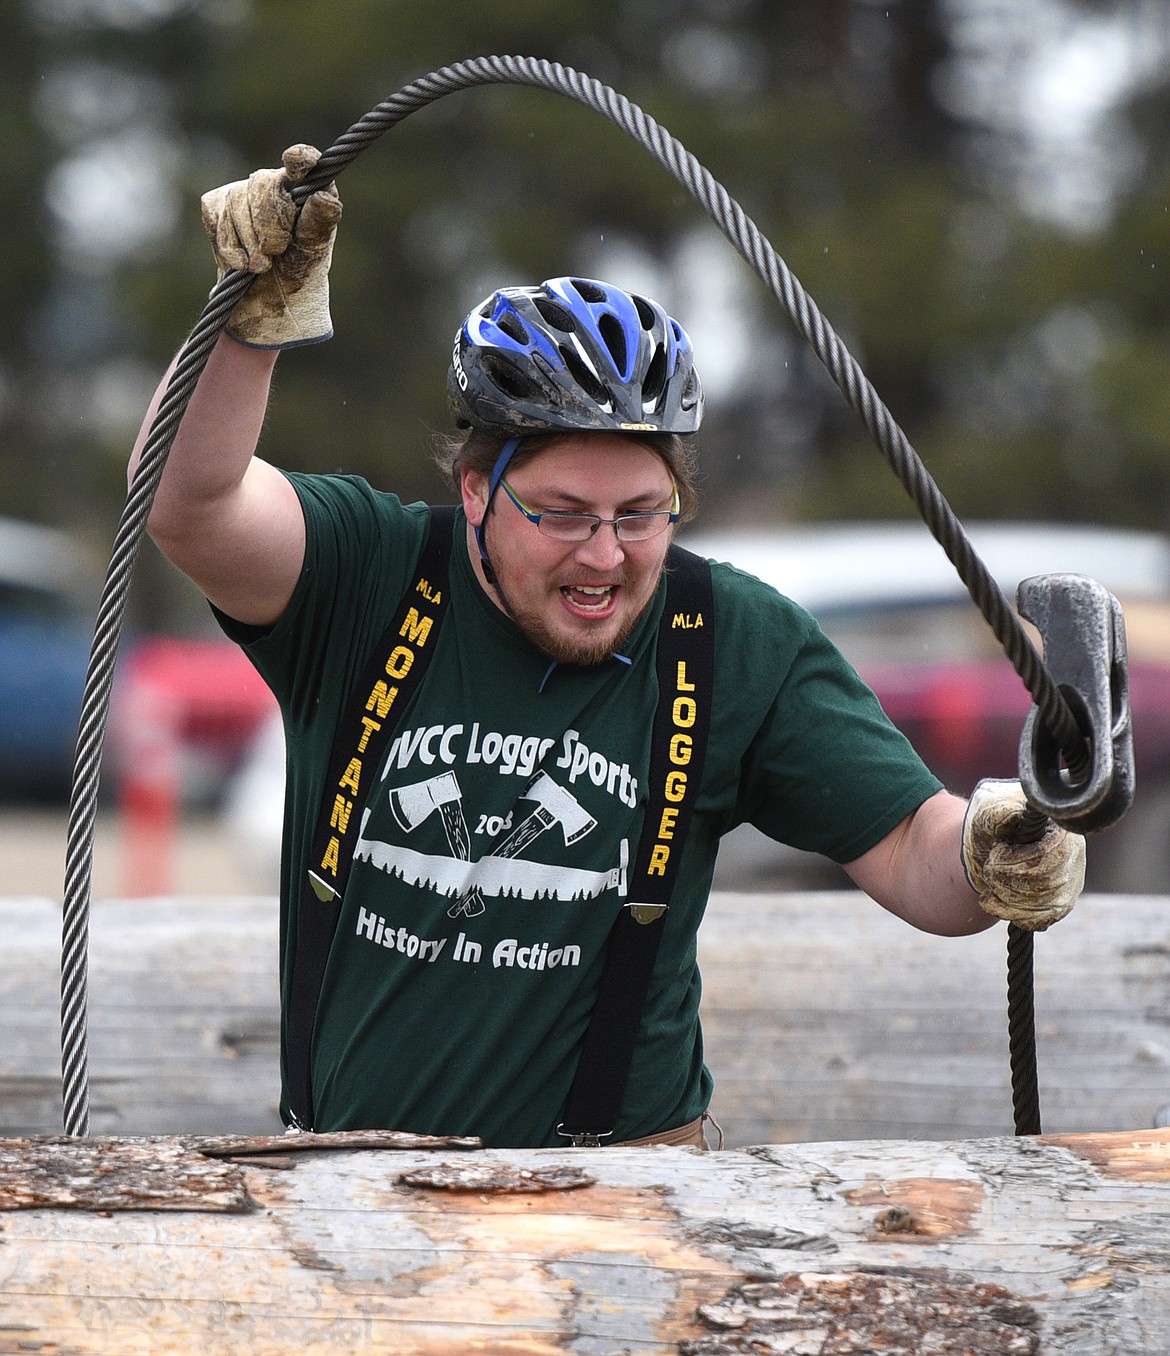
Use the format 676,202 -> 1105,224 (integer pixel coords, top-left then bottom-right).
431,427 -> 700,523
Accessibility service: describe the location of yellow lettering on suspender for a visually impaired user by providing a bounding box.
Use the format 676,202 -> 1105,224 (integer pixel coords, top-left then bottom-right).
311,566 -> 445,910
399,607 -> 433,646
365,680 -> 399,719
647,843 -> 670,876
320,836 -> 341,877
632,598 -> 708,922
357,715 -> 381,753
385,645 -> 414,680
329,795 -> 353,833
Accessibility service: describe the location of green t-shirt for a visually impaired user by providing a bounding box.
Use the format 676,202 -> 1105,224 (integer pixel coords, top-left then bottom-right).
221,473 -> 942,1146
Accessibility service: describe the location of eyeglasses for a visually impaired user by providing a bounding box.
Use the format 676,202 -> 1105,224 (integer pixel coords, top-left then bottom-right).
499,478 -> 680,543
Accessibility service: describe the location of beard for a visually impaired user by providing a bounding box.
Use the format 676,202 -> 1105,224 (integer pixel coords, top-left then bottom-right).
491,571 -> 654,666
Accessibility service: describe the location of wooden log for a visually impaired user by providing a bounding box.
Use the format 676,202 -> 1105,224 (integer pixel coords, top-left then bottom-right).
697,890 -> 1170,1145
0,1127 -> 1167,1352
0,896 -> 284,1136
2,890 -> 1168,1143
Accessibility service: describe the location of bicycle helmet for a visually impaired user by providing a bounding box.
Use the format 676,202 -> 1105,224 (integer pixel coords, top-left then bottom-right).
448,276 -> 703,435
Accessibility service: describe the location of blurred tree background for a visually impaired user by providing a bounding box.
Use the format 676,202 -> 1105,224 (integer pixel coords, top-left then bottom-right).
5,0 -> 1170,629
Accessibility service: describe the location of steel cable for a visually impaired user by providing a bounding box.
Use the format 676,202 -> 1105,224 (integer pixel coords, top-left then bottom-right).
62,53 -> 1076,1137
1006,923 -> 1041,1134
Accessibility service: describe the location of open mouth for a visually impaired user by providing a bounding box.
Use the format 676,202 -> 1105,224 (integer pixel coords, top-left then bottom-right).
561,584 -> 617,613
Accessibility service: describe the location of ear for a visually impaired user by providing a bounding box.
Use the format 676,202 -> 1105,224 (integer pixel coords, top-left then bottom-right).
460,466 -> 490,527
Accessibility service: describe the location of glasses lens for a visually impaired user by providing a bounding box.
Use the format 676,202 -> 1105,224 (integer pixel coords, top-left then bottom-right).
615,512 -> 672,542
537,514 -> 597,542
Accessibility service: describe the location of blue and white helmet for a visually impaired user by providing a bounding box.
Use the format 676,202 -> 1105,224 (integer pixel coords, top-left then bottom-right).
448,276 -> 703,436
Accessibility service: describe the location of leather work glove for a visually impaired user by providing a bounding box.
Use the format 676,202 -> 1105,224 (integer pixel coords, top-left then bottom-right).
200,143 -> 341,348
961,778 -> 1086,931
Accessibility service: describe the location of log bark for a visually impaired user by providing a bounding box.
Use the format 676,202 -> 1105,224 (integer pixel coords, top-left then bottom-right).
0,1127 -> 1167,1352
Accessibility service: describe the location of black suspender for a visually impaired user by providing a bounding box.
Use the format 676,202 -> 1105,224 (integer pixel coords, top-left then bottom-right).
558,544 -> 715,1144
285,506 -> 455,1129
283,513 -> 715,1140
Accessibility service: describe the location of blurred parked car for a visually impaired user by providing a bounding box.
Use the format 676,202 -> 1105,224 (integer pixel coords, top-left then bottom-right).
223,520 -> 1170,893
0,517 -> 97,802
680,520 -> 1170,893
0,514 -> 276,811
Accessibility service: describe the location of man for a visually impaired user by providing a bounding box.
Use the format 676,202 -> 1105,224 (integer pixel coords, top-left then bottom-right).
132,146 -> 1085,1148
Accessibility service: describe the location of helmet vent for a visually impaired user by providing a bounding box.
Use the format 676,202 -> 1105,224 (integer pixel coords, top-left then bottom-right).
597,313 -> 628,375
482,353 -> 545,402
558,343 -> 610,406
533,297 -> 577,333
494,310 -> 529,345
633,294 -> 657,330
572,278 -> 608,304
642,345 -> 668,407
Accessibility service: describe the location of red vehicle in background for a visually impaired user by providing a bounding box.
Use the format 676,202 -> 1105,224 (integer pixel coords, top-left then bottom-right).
109,636 -> 277,894
0,516 -> 277,894
679,521 -> 1170,893
0,516 -> 276,808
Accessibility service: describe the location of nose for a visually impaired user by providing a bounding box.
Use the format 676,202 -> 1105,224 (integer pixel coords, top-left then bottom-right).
572,523 -> 627,571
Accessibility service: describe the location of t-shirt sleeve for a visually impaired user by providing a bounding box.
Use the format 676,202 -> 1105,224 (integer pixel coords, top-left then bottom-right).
213,473 -> 431,728
708,562 -> 943,864
745,621 -> 943,861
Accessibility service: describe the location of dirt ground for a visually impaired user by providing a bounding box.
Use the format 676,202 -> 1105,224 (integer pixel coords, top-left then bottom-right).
0,809 -> 266,900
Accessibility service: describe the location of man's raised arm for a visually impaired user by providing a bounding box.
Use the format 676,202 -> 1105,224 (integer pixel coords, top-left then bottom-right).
129,145 -> 342,627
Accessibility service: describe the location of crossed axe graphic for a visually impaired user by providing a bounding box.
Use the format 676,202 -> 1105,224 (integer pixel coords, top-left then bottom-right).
450,771 -> 597,918
387,768 -> 596,919
389,770 -> 471,859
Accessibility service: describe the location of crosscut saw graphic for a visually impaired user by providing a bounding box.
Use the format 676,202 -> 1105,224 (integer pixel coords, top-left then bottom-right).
355,772 -> 621,907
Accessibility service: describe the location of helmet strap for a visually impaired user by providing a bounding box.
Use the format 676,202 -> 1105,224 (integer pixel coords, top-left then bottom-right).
486,435 -> 522,500
473,435 -> 522,587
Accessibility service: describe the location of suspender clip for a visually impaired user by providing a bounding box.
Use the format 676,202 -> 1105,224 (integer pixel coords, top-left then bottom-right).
625,902 -> 667,925
557,1123 -> 613,1148
307,871 -> 340,904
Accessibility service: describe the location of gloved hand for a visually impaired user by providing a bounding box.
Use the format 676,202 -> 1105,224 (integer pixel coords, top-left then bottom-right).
961,778 -> 1086,931
200,143 -> 342,348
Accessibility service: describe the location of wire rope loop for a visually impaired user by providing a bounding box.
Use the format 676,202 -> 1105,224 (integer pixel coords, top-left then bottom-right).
61,52 -> 1072,1139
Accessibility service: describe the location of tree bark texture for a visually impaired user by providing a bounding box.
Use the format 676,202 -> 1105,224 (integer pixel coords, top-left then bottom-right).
0,1127 -> 1166,1352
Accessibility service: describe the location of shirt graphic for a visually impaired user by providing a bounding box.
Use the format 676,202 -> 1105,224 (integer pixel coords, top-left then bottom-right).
354,766 -> 631,918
